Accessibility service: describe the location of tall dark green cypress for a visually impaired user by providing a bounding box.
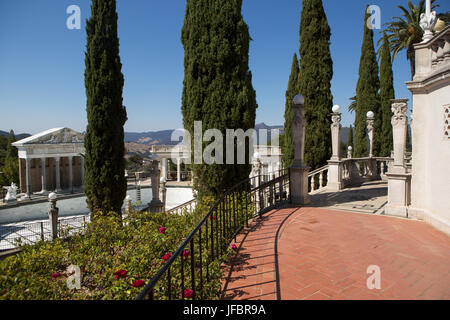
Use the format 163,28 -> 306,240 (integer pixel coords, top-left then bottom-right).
3,130 -> 19,185
181,0 -> 257,199
298,0 -> 333,170
354,6 -> 381,158
379,32 -> 395,156
84,0 -> 127,218
347,125 -> 354,149
282,53 -> 299,168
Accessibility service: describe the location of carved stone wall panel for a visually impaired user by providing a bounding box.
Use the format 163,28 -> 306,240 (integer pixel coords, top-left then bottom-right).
445,105 -> 450,140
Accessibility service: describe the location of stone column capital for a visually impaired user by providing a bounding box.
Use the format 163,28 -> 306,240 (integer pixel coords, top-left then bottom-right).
391,99 -> 409,126
331,113 -> 341,128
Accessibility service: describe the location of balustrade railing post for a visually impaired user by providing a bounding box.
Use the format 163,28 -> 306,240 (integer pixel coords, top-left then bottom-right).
385,99 -> 411,218
290,94 -> 310,205
327,105 -> 344,191
319,172 -> 324,189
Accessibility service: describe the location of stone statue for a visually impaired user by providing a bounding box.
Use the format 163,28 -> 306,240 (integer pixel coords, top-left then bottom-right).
4,182 -> 18,202
420,11 -> 437,42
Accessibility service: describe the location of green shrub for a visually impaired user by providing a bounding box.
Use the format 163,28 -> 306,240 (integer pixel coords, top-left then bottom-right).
0,192 -> 255,300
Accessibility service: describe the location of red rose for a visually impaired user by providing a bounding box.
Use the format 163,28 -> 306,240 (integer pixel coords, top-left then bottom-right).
159,227 -> 166,234
231,243 -> 238,251
51,272 -> 61,280
113,269 -> 128,279
209,216 -> 216,220
184,289 -> 194,299
131,280 -> 145,288
182,250 -> 190,259
162,253 -> 172,263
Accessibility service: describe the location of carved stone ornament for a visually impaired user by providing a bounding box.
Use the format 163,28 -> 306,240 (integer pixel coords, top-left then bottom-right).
331,114 -> 341,129
366,119 -> 375,132
391,100 -> 408,126
420,11 -> 437,42
43,129 -> 84,144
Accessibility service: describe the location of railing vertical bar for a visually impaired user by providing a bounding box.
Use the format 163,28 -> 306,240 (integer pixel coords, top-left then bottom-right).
210,210 -> 214,260
245,183 -> 249,228
206,215 -> 209,282
167,266 -> 171,301
190,238 -> 195,300
215,207 -> 220,258
180,254 -> 185,300
232,192 -> 237,242
198,225 -> 203,300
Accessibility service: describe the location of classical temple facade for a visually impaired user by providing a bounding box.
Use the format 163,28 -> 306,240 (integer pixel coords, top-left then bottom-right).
12,128 -> 85,196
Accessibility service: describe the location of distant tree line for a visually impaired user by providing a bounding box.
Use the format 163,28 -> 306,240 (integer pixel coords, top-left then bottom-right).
0,130 -> 19,188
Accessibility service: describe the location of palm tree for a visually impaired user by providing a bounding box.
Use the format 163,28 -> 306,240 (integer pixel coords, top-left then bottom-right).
379,0 -> 439,79
347,96 -> 357,113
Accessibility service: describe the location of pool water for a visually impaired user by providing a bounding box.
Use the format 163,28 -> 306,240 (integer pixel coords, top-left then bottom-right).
0,187 -> 194,224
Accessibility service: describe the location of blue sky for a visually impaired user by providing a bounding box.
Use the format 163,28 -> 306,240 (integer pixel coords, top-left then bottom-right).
0,0 -> 449,135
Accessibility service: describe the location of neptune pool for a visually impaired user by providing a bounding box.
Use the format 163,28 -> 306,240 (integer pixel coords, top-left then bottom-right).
0,187 -> 194,224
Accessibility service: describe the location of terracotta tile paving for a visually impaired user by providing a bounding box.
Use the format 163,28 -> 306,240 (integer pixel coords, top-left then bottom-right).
221,207 -> 450,300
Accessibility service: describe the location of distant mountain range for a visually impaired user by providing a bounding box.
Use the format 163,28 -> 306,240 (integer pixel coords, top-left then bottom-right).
2,123 -> 350,145
0,130 -> 31,140
124,123 -> 286,146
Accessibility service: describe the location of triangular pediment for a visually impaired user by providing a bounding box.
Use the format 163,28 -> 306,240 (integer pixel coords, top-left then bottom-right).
12,128 -> 84,146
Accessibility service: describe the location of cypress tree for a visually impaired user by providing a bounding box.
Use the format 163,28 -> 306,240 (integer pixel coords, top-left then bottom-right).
354,6 -> 381,158
3,130 -> 19,184
379,32 -> 395,156
282,53 -> 300,168
347,125 -> 354,149
298,0 -> 333,170
84,0 -> 127,218
181,0 -> 257,199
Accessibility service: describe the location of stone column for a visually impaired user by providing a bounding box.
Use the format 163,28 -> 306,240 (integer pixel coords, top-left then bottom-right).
80,156 -> 85,189
40,157 -> 47,193
385,99 -> 411,218
148,160 -> 163,213
160,177 -> 167,213
327,105 -> 343,191
177,158 -> 181,182
18,158 -> 23,193
161,158 -> 168,181
25,158 -> 31,198
68,156 -> 73,193
366,111 -> 375,158
290,94 -> 310,205
331,105 -> 341,161
55,157 -> 61,193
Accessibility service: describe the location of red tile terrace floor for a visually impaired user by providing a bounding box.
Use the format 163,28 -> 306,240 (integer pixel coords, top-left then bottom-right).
221,207 -> 450,300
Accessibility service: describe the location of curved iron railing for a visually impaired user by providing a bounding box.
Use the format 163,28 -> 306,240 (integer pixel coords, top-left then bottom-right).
136,169 -> 290,300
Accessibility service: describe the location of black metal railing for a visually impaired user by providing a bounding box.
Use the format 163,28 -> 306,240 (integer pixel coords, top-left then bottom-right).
136,169 -> 290,300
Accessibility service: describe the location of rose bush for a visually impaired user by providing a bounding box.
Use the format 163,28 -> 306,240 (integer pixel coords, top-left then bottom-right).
0,199 -> 225,300
0,194 -> 254,300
